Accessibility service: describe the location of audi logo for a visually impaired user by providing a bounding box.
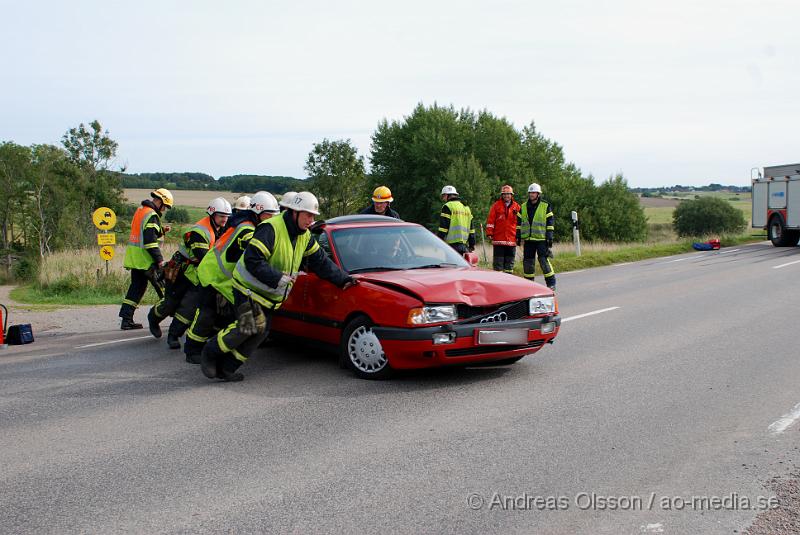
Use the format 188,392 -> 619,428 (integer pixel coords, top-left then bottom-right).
479,312 -> 508,323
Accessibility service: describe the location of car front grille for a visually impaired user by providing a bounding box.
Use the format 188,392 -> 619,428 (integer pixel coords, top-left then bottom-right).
444,339 -> 544,357
456,299 -> 529,324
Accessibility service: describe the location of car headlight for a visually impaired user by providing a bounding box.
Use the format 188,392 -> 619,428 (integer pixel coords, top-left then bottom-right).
529,296 -> 556,316
407,305 -> 457,325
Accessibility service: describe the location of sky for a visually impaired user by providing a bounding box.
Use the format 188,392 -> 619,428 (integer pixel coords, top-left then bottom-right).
2,0 -> 798,188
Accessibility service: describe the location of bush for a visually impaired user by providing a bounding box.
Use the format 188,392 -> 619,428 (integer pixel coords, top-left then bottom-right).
672,197 -> 746,237
165,207 -> 190,223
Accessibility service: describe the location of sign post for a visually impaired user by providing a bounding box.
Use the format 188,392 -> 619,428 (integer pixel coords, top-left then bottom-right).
93,207 -> 117,275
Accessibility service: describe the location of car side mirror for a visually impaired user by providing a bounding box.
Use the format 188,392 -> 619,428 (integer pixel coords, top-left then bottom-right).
463,252 -> 479,267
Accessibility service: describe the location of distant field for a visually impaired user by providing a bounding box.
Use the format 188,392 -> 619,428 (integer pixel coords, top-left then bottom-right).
640,192 -> 752,226
124,189 -> 240,209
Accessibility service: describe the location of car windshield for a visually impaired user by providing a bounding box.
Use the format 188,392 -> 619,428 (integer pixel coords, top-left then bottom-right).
330,225 -> 470,273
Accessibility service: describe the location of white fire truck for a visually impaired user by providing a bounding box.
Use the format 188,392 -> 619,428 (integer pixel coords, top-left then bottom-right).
752,163 -> 800,247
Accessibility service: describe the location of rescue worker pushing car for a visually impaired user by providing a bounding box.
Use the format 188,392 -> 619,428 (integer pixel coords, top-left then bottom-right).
486,185 -> 521,273
148,197 -> 231,349
182,192 -> 280,363
119,188 -> 173,330
437,185 -> 475,254
200,192 -> 356,382
361,186 -> 400,219
516,183 -> 556,290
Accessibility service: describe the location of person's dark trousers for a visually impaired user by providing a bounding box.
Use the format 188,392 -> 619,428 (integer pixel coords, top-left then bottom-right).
448,242 -> 468,255
201,289 -> 272,381
522,240 -> 556,288
184,286 -> 231,360
152,272 -> 191,323
119,268 -> 150,320
492,245 -> 516,273
168,284 -> 202,339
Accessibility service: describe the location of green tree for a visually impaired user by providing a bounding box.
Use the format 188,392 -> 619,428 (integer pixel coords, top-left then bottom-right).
672,196 -> 746,237
0,142 -> 32,276
305,139 -> 367,218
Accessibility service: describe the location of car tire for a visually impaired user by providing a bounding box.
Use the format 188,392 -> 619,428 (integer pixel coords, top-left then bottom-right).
340,316 -> 393,380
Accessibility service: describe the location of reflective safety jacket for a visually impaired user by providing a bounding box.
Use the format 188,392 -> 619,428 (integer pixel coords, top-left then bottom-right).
437,200 -> 475,247
486,198 -> 521,246
232,214 -> 315,309
179,216 -> 221,285
197,217 -> 257,303
123,202 -> 164,270
517,198 -> 554,241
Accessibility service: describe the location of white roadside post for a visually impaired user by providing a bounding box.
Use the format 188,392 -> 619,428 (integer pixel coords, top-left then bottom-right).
571,210 -> 581,257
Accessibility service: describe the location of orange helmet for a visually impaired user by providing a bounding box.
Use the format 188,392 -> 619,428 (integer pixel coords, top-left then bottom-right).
372,186 -> 394,203
500,185 -> 514,195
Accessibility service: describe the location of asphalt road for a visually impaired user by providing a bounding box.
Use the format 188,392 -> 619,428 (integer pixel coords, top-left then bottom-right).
1,242 -> 799,534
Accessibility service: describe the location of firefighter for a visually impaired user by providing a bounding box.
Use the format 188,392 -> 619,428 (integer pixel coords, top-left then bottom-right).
279,191 -> 297,212
119,188 -> 173,330
148,197 -> 231,349
486,185 -> 521,273
437,185 -> 475,254
516,183 -> 556,289
183,192 -> 279,363
200,192 -> 356,382
232,195 -> 251,215
360,186 -> 400,219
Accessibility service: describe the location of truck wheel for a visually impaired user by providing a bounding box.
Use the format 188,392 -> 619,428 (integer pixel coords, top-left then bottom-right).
340,316 -> 393,380
768,215 -> 798,247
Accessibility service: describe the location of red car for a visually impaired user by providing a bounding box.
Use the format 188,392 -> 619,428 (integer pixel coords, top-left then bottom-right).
272,215 -> 561,379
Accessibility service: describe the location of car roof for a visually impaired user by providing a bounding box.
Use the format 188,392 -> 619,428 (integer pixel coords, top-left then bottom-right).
312,214 -> 415,231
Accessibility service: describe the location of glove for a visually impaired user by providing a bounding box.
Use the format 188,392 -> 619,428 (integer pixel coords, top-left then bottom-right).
546,248 -> 554,259
237,301 -> 257,336
545,231 -> 553,249
468,246 -> 475,253
546,238 -> 553,249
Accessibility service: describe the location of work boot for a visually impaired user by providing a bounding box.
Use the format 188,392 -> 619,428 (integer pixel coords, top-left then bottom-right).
120,318 -> 143,330
147,309 -> 162,339
185,352 -> 201,364
219,353 -> 245,382
219,370 -> 244,382
167,334 -> 181,350
201,340 -> 223,379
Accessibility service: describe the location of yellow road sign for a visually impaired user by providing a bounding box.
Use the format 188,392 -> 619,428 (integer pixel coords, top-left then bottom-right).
92,207 -> 117,230
100,246 -> 115,261
97,233 -> 116,245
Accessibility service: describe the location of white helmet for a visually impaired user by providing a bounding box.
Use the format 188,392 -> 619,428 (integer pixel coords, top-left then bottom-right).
234,195 -> 251,211
207,197 -> 232,216
288,191 -> 320,215
528,183 -> 542,194
250,191 -> 279,215
279,191 -> 298,208
441,185 -> 458,196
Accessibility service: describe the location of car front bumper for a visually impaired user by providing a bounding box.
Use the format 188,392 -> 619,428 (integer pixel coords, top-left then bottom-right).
371,316 -> 560,369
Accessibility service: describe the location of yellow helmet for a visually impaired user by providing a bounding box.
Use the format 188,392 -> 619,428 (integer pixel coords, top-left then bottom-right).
372,186 -> 394,203
151,188 -> 174,208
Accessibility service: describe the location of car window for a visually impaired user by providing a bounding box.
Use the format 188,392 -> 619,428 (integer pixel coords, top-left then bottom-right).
315,231 -> 331,257
330,225 -> 469,273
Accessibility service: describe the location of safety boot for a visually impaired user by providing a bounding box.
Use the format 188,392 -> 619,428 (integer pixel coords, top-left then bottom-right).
201,339 -> 223,379
219,370 -> 244,382
219,352 -> 245,382
147,308 -> 162,339
120,318 -> 143,330
185,352 -> 201,364
167,334 -> 181,350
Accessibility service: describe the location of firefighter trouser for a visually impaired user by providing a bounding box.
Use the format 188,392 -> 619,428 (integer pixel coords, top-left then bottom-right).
448,242 -> 468,255
184,286 -> 234,358
523,240 -> 556,288
492,245 -> 516,273
204,289 -> 272,374
120,268 -> 150,320
151,273 -> 199,338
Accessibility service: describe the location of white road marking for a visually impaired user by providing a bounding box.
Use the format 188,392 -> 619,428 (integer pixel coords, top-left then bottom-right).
718,248 -> 739,254
640,523 -> 664,533
615,262 -> 633,267
561,269 -> 586,275
768,402 -> 800,434
75,336 -> 151,349
561,307 -> 620,322
664,257 -> 688,263
773,259 -> 800,269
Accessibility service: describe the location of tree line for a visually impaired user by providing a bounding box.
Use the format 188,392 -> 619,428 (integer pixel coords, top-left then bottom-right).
122,172 -> 306,194
0,121 -> 126,278
305,103 -> 647,243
